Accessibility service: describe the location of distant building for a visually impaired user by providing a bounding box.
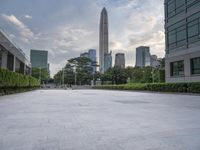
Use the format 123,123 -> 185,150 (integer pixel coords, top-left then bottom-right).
104,52 -> 112,71
88,49 -> 97,73
151,55 -> 161,68
0,29 -> 31,75
135,46 -> 151,67
164,0 -> 200,82
30,50 -> 49,72
88,49 -> 96,63
80,52 -> 89,58
80,49 -> 97,73
115,53 -> 125,68
99,7 -> 111,73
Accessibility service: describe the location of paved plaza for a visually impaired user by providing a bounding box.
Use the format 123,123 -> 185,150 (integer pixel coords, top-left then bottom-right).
0,90 -> 200,150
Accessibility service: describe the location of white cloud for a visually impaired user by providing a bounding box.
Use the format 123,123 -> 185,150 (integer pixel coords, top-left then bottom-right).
24,15 -> 32,19
1,14 -> 34,43
0,0 -> 165,76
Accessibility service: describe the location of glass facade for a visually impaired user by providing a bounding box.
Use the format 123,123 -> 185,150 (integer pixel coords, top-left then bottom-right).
165,0 -> 200,54
30,50 -> 48,70
191,57 -> 200,75
166,0 -> 185,20
170,60 -> 184,76
187,12 -> 200,45
167,19 -> 186,51
187,0 -> 200,11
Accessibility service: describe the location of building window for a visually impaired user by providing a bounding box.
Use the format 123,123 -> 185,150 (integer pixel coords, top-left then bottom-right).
187,0 -> 200,11
170,60 -> 184,76
191,57 -> 200,75
166,0 -> 185,19
167,20 -> 186,51
187,12 -> 200,45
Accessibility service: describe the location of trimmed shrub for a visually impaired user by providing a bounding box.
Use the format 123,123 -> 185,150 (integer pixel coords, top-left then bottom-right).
0,68 -> 40,88
0,68 -> 40,95
94,82 -> 200,94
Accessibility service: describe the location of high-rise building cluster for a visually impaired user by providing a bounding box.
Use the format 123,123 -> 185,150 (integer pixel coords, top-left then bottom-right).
135,46 -> 161,68
80,49 -> 97,73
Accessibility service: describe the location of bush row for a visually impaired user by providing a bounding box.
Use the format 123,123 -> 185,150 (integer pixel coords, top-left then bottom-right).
94,82 -> 200,93
0,68 -> 40,88
0,87 -> 39,96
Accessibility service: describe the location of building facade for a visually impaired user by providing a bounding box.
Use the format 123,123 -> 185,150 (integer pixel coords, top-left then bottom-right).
104,52 -> 112,71
30,50 -> 49,71
115,53 -> 125,68
0,29 -> 31,75
80,49 -> 97,73
99,7 -> 111,73
165,0 -> 200,82
151,55 -> 161,68
80,52 -> 89,58
135,46 -> 151,67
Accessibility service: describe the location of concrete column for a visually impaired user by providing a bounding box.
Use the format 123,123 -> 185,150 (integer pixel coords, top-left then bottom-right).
184,56 -> 191,77
24,65 -> 26,75
13,56 -> 16,72
1,50 -> 8,69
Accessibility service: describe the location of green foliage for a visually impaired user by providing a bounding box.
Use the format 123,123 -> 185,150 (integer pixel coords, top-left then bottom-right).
0,68 -> 40,88
31,67 -> 49,82
101,66 -> 165,85
94,82 -> 200,93
101,67 -> 128,84
54,57 -> 93,85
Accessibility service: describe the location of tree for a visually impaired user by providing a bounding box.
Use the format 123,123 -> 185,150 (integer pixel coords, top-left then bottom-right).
31,67 -> 49,83
54,57 -> 94,85
101,67 -> 128,85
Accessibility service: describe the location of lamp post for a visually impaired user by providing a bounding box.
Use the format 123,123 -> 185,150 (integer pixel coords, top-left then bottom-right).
62,68 -> 64,87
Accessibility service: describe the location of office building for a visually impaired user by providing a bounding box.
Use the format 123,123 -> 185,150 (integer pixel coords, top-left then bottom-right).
115,53 -> 125,68
151,55 -> 161,68
30,50 -> 49,71
99,7 -> 111,73
0,29 -> 31,75
165,0 -> 200,82
104,52 -> 112,71
80,52 -> 89,58
135,46 -> 151,67
80,49 -> 97,73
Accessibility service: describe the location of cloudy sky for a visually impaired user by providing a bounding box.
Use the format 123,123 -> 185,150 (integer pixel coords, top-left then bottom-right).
0,0 -> 165,76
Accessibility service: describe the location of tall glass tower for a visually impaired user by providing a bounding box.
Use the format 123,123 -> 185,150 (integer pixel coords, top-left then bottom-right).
99,7 -> 109,73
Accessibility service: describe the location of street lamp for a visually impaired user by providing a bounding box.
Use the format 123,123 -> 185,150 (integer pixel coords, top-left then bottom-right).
62,68 -> 65,87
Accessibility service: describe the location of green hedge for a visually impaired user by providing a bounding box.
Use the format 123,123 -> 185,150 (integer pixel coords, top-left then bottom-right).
0,68 -> 40,88
94,82 -> 200,93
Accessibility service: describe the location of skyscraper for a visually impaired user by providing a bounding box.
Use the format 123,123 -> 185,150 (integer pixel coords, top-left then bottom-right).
80,49 -> 97,73
135,46 -> 151,67
99,7 -> 110,73
115,53 -> 125,68
30,49 -> 49,71
104,52 -> 112,71
165,0 -> 200,82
